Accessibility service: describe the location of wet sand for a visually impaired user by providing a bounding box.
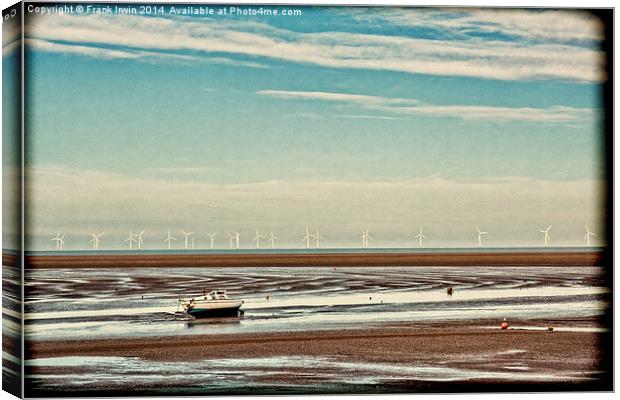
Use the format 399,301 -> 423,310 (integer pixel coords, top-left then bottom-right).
27,321 -> 607,371
25,321 -> 612,394
25,250 -> 604,268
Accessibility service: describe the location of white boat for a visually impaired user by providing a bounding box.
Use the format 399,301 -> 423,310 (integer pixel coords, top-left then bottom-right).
179,290 -> 243,318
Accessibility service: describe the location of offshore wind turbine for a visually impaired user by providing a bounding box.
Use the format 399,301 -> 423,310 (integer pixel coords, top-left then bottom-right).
180,230 -> 194,249
538,226 -> 552,247
268,231 -> 278,249
125,231 -> 137,250
253,229 -> 266,249
164,230 -> 176,249
414,226 -> 426,248
136,230 -> 145,250
227,230 -> 241,249
206,232 -> 217,249
89,232 -> 104,250
303,226 -> 315,249
475,225 -> 488,248
585,225 -> 596,247
51,232 -> 65,250
315,228 -> 324,248
361,227 -> 373,248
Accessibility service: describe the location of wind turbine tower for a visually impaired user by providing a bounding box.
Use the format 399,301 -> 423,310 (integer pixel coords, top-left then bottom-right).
315,228 -> 324,248
538,226 -> 552,247
206,232 -> 217,249
136,230 -> 145,250
51,232 -> 65,251
268,231 -> 278,249
164,230 -> 176,249
585,225 -> 596,247
232,230 -> 241,249
414,226 -> 426,248
361,227 -> 373,248
125,231 -> 137,250
253,229 -> 266,249
475,225 -> 488,248
303,226 -> 315,249
89,232 -> 104,250
181,230 -> 194,249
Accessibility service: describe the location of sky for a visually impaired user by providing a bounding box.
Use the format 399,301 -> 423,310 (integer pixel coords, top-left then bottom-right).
4,4 -> 609,250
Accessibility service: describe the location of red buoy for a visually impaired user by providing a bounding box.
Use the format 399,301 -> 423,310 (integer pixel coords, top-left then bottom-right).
501,318 -> 509,330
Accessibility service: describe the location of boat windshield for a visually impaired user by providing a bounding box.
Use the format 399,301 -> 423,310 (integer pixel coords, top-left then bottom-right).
207,291 -> 228,300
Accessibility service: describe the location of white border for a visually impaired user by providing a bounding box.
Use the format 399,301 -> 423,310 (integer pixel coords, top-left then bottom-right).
0,1 -> 615,400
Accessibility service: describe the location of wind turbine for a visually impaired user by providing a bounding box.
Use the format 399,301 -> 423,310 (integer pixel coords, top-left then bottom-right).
302,226 -> 315,249
361,227 -> 373,248
232,230 -> 241,249
414,226 -> 426,248
164,230 -> 176,249
206,232 -> 217,249
136,230 -> 145,250
315,228 -> 324,248
180,230 -> 194,249
227,232 -> 235,249
253,229 -> 266,249
268,231 -> 278,249
89,232 -> 104,250
585,225 -> 596,247
51,232 -> 65,250
475,225 -> 488,248
125,231 -> 137,250
538,226 -> 552,247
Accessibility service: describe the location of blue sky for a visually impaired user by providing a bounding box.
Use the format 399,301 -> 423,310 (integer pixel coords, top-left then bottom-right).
11,5 -> 608,249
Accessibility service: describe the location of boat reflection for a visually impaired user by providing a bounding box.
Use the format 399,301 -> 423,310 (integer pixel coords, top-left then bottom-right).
184,315 -> 243,329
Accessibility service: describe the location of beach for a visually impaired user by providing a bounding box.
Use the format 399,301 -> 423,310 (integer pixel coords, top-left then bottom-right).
26,320 -> 610,395
21,264 -> 611,395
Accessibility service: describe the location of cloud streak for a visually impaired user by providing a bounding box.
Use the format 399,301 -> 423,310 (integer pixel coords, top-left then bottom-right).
257,90 -> 594,123
352,8 -> 604,44
25,10 -> 606,82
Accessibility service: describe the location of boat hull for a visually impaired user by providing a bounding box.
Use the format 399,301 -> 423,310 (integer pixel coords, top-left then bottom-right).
184,300 -> 243,318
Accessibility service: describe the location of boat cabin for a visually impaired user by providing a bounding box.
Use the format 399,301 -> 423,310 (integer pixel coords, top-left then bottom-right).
206,290 -> 228,300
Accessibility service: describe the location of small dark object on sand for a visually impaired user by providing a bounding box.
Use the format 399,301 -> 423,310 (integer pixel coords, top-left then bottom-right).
548,325 -> 554,331
447,287 -> 453,295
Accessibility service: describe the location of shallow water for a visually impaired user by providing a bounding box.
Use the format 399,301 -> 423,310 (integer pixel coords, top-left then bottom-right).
24,266 -> 608,341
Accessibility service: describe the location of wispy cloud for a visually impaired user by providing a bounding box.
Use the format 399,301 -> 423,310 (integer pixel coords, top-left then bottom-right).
148,167 -> 216,174
336,114 -> 403,121
352,8 -> 604,44
26,38 -> 267,68
257,90 -> 419,107
25,11 -> 605,82
257,89 -> 594,123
